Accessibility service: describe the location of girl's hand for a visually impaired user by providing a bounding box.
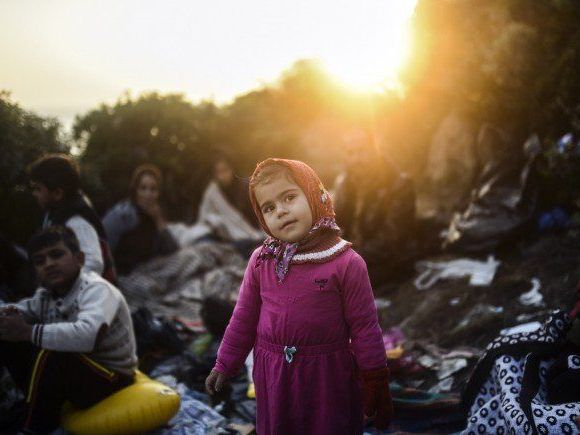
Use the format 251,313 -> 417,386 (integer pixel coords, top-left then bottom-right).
205,369 -> 228,395
361,367 -> 394,430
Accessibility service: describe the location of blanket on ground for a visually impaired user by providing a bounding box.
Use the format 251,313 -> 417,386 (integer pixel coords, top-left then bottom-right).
118,242 -> 246,322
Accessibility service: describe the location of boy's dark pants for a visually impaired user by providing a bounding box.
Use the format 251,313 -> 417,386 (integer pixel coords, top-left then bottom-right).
0,340 -> 133,433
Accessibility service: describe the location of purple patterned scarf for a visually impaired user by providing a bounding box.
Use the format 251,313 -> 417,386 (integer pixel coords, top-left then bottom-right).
258,217 -> 344,282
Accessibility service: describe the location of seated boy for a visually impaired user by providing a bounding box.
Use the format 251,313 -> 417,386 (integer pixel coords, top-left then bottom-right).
0,226 -> 137,433
28,154 -> 116,282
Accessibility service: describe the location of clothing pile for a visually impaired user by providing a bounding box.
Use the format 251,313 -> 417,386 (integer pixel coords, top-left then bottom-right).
444,134 -> 541,253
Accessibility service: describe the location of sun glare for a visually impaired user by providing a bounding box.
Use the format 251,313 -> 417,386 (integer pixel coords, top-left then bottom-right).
1,0 -> 420,123
322,1 -> 416,92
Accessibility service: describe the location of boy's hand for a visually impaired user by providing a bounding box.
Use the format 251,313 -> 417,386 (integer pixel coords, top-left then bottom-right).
0,314 -> 33,342
205,369 -> 228,395
0,306 -> 21,316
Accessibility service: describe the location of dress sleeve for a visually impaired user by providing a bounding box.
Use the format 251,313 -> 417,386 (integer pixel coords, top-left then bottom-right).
214,249 -> 262,377
341,252 -> 387,371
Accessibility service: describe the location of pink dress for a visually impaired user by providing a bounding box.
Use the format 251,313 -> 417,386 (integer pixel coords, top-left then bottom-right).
214,247 -> 387,435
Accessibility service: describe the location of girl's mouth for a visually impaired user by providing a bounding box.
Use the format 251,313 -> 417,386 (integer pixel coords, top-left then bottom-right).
281,220 -> 297,230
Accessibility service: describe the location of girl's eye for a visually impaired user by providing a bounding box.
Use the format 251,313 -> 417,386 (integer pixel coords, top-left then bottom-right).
286,194 -> 296,202
263,205 -> 274,214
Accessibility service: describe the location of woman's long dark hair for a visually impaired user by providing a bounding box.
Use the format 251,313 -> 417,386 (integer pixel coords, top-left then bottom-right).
128,164 -> 163,202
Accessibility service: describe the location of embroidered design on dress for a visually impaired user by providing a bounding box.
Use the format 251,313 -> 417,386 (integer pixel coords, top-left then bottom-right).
284,346 -> 297,363
314,278 -> 328,290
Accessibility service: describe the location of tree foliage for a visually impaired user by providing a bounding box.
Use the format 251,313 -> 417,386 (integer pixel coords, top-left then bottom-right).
407,0 -> 580,140
74,93 -> 220,220
74,60 -> 398,220
4,0 -> 580,239
0,92 -> 67,244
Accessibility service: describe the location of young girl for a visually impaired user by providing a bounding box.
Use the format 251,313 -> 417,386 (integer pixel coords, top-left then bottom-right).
205,158 -> 393,434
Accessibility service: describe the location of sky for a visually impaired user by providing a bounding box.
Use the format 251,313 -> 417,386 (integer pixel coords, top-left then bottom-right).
1,0 -> 417,129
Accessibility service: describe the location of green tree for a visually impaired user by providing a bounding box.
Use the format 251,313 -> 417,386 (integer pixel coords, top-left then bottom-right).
0,92 -> 67,244
74,61 -> 392,220
74,93 -> 221,220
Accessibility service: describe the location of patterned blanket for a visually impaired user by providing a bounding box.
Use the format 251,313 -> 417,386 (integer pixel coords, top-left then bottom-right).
462,311 -> 580,434
118,241 -> 247,322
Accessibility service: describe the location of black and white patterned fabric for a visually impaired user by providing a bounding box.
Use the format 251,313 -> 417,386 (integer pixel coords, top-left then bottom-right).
462,310 -> 580,435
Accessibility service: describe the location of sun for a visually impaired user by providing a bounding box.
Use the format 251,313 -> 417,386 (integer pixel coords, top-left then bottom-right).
322,1 -> 416,92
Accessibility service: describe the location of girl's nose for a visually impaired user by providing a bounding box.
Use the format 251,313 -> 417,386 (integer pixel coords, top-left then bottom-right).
276,204 -> 288,217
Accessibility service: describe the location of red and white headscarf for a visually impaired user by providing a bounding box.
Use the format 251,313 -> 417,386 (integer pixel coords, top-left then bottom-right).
249,158 -> 351,281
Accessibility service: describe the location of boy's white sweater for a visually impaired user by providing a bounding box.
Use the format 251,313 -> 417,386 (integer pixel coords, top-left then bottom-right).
5,271 -> 138,376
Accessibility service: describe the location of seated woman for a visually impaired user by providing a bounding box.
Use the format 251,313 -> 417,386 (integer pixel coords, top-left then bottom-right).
194,156 -> 263,255
103,164 -> 179,275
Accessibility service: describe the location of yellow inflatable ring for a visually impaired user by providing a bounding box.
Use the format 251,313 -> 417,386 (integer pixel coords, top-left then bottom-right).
62,371 -> 180,435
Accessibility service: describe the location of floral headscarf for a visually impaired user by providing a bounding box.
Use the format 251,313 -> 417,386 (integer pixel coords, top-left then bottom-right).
249,158 -> 349,281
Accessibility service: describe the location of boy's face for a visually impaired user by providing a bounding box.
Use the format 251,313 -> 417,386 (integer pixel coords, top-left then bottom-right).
255,174 -> 313,243
30,241 -> 84,291
30,181 -> 63,210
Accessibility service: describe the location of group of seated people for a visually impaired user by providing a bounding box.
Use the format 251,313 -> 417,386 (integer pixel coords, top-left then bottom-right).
0,142 -> 416,433
21,152 -> 264,279
0,153 -> 265,433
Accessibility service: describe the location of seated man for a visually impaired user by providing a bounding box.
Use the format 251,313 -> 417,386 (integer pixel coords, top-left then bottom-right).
0,226 -> 137,434
28,154 -> 116,282
334,130 -> 417,286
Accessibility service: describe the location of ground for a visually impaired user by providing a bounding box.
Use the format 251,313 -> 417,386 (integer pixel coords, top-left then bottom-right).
373,229 -> 579,396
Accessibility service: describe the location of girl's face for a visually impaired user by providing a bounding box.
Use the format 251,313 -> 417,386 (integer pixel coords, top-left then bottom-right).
255,174 -> 313,243
135,174 -> 160,205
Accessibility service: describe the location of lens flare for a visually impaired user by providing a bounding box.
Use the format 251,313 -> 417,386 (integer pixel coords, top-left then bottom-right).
322,1 -> 416,92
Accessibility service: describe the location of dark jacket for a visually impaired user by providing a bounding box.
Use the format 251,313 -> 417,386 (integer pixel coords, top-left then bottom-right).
334,158 -> 417,285
103,200 -> 179,275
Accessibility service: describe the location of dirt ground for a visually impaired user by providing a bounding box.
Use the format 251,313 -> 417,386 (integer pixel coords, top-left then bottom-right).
369,228 -> 579,397
377,230 -> 579,348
